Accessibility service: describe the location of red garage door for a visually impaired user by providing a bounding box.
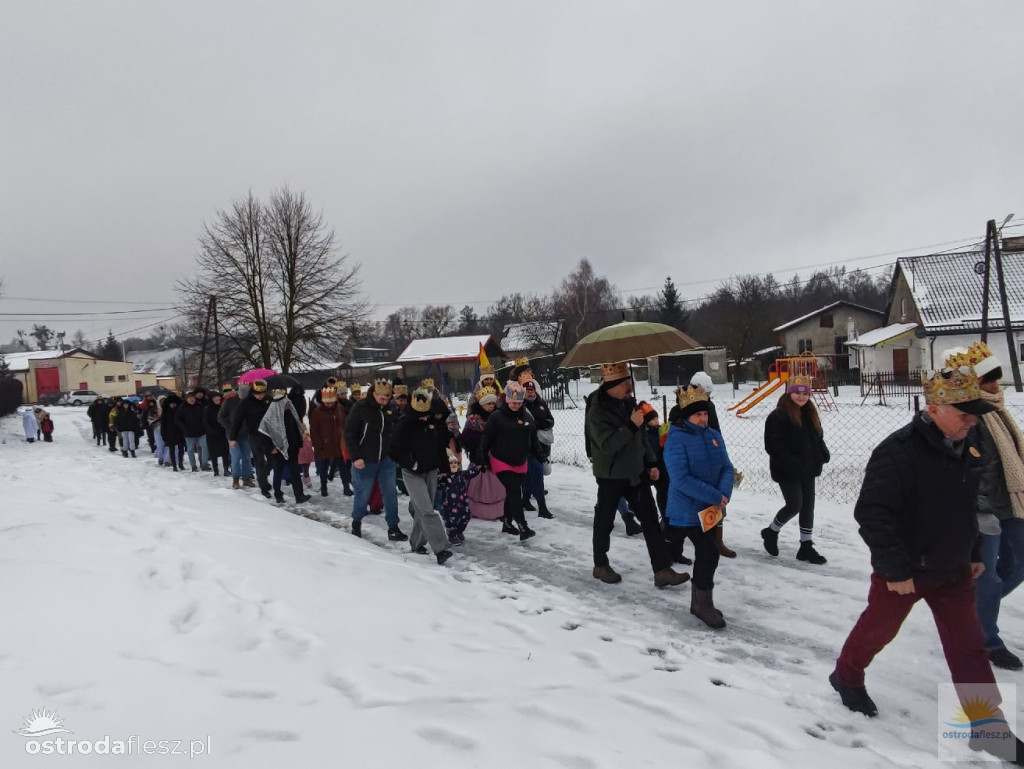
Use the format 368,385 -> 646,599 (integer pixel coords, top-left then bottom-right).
35,367 -> 61,396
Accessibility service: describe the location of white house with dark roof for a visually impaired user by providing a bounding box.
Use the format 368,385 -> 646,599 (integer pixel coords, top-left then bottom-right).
396,335 -> 503,394
849,250 -> 1024,378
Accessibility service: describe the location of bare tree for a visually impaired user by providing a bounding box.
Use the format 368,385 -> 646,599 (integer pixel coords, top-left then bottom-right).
419,304 -> 457,337
178,187 -> 368,373
551,258 -> 620,351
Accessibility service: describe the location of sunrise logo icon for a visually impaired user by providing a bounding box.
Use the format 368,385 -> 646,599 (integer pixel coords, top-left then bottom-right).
13,709 -> 73,737
944,696 -> 1007,729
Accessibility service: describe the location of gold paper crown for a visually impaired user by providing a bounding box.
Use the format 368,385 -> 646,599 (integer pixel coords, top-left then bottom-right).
350,382 -> 362,393
272,388 -> 288,397
475,385 -> 499,402
251,379 -> 268,393
373,378 -> 393,397
321,387 -> 337,401
411,386 -> 433,412
946,342 -> 995,370
601,362 -> 629,381
514,356 -> 531,368
923,368 -> 982,406
480,363 -> 495,376
392,384 -> 408,397
335,380 -> 348,390
420,378 -> 435,390
788,374 -> 812,389
676,385 -> 711,409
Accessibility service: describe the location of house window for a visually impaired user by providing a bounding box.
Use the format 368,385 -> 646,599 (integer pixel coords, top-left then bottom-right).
820,314 -> 834,328
900,298 -> 907,320
798,339 -> 813,353
104,375 -> 114,383
117,374 -> 127,382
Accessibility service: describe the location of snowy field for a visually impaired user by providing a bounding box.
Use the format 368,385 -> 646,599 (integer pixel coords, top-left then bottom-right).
1,405 -> 1023,768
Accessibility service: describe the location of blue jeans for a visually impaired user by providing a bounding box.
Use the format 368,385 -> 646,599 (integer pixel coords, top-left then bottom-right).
521,457 -> 546,503
976,518 -> 1024,650
230,437 -> 253,480
184,435 -> 209,470
351,457 -> 399,528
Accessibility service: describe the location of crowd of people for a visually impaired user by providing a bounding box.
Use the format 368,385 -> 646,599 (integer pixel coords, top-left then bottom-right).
25,342 -> 1024,762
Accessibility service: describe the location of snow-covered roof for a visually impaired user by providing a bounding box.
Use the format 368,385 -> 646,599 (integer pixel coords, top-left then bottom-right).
1,349 -> 64,372
773,301 -> 884,332
125,348 -> 179,377
845,322 -> 918,348
899,251 -> 1024,332
752,345 -> 784,356
396,335 -> 495,363
501,321 -> 562,353
289,360 -> 347,373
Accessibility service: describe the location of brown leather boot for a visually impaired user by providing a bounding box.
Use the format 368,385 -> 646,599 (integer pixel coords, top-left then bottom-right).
654,567 -> 690,588
690,587 -> 726,629
714,525 -> 737,558
593,565 -> 622,584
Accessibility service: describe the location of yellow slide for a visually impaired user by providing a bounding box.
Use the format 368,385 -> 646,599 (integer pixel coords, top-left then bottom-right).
727,377 -> 784,416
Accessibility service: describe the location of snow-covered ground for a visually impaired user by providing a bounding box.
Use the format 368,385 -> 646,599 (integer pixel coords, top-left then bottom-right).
1,405 -> 1021,768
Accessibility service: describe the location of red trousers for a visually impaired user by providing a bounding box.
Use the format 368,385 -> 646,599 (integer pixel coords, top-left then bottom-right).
836,572 -> 995,692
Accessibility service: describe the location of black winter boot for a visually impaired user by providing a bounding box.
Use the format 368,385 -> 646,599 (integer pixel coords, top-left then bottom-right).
320,479 -> 329,497
537,499 -> 554,519
622,512 -> 643,537
351,520 -> 362,538
388,526 -> 408,542
761,527 -> 779,556
797,540 -> 827,565
690,587 -> 726,629
501,518 -> 520,535
829,671 -> 877,717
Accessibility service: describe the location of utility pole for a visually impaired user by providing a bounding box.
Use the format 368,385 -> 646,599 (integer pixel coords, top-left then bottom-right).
990,218 -> 1023,392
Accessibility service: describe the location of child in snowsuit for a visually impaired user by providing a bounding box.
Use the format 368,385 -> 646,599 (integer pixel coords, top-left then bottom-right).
40,414 -> 54,442
438,450 -> 482,545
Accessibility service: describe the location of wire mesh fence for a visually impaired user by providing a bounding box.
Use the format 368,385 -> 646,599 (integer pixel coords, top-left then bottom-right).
546,396 -> 1024,504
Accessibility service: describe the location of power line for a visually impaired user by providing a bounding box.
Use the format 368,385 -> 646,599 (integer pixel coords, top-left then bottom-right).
0,296 -> 174,305
0,307 -> 175,318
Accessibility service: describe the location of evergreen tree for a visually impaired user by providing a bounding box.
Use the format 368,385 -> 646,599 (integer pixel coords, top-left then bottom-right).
658,277 -> 689,330
96,330 -> 122,361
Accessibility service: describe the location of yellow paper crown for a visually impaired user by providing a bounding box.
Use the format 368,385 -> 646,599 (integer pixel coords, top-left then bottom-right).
676,385 -> 711,409
372,378 -> 393,397
923,367 -> 982,406
420,378 -> 435,390
601,362 -> 629,381
335,380 -> 348,391
350,382 -> 362,393
946,342 -> 995,370
321,387 -> 338,401
411,386 -> 433,412
480,363 -> 495,376
475,385 -> 499,403
514,356 -> 530,368
392,384 -> 408,397
789,374 -> 812,389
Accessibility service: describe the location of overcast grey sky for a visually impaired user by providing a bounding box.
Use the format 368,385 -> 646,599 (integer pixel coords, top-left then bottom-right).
2,0 -> 1022,346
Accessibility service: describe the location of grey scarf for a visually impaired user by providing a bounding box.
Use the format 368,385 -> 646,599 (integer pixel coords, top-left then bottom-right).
259,397 -> 299,457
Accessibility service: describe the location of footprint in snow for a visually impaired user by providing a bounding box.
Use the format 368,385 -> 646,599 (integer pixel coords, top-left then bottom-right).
415,726 -> 477,751
242,729 -> 300,742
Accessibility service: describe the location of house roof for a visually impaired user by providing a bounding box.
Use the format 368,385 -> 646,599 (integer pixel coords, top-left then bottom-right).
752,345 -> 784,356
501,321 -> 562,353
125,348 -> 180,377
845,322 -> 918,348
773,300 -> 885,332
2,348 -> 98,373
897,251 -> 1024,333
396,335 -> 497,363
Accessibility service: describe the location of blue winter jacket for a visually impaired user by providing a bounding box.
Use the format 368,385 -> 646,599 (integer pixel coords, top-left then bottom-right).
663,421 -> 735,528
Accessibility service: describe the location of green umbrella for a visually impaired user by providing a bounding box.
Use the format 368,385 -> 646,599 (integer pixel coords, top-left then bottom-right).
559,321 -> 700,368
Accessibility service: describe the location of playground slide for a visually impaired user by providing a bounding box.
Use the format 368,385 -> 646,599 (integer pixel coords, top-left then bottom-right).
728,377 -> 784,416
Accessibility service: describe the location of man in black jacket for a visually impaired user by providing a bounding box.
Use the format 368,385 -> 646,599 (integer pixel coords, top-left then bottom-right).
344,379 -> 405,541
830,366 -> 1022,762
584,362 -> 688,588
230,380 -> 272,497
175,391 -> 210,472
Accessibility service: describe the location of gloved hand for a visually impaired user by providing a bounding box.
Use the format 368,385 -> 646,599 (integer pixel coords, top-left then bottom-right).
542,461 -> 551,476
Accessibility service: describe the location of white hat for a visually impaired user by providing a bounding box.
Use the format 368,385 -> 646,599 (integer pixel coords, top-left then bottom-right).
689,371 -> 714,392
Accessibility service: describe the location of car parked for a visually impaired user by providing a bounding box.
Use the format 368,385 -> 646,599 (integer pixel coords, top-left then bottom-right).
37,391 -> 66,407
58,389 -> 101,406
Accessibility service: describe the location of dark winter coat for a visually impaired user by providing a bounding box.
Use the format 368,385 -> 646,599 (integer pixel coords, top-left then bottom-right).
309,402 -> 345,460
663,421 -> 734,528
218,392 -> 247,441
461,402 -> 494,467
175,400 -> 208,438
976,420 -> 1014,521
258,401 -> 303,463
344,397 -> 398,465
764,404 -> 830,483
160,395 -> 185,445
88,400 -> 109,431
230,393 -> 271,444
114,404 -> 141,432
480,403 -> 543,468
204,401 -> 229,456
585,388 -> 655,482
524,395 -> 554,460
289,386 -> 307,422
854,412 -> 983,582
389,409 -> 449,474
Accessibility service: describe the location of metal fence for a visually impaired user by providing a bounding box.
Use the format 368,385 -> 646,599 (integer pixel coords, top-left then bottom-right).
546,398 -> 1024,504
